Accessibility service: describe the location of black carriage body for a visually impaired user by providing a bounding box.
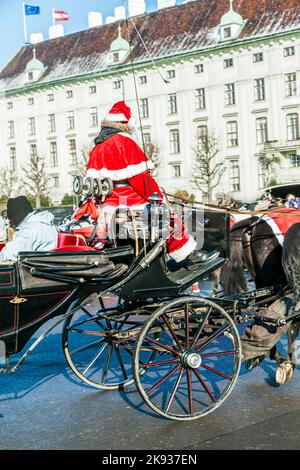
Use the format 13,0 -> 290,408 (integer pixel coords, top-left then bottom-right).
0,260 -> 78,354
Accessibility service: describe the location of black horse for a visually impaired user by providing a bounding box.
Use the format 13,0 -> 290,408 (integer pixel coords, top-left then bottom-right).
220,212 -> 300,382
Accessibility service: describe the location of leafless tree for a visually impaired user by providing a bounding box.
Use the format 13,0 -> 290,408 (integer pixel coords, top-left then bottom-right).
23,154 -> 48,208
259,153 -> 281,188
0,167 -> 18,200
191,133 -> 225,203
74,148 -> 90,177
144,141 -> 160,177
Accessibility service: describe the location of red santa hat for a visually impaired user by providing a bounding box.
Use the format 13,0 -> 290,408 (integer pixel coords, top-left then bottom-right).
105,100 -> 131,122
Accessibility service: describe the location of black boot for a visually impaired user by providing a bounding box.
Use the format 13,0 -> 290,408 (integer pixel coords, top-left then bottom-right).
185,250 -> 219,269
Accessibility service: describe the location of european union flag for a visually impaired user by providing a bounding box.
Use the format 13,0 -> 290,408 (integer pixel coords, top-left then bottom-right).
24,4 -> 40,16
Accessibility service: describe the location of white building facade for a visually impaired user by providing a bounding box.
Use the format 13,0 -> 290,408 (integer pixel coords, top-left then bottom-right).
1,0 -> 300,204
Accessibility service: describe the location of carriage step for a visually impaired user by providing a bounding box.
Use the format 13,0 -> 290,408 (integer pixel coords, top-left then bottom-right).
167,257 -> 225,287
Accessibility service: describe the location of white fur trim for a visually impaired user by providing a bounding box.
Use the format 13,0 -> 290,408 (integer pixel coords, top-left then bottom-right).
169,235 -> 197,262
105,113 -> 127,121
87,160 -> 154,181
261,215 -> 284,246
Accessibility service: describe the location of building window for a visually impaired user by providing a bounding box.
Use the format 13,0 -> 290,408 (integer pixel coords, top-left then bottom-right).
168,94 -> 177,114
284,46 -> 295,57
254,78 -> 265,101
7,101 -> 13,110
143,133 -> 151,145
67,111 -> 75,130
113,52 -> 119,63
167,69 -> 175,79
48,114 -> 56,133
89,85 -> 96,94
113,80 -> 122,89
30,144 -> 37,158
53,176 -> 59,187
66,90 -> 73,99
50,141 -> 58,167
194,64 -> 204,74
90,107 -> 98,127
171,164 -> 181,178
9,147 -> 16,171
289,153 -> 300,168
140,98 -> 149,118
28,97 -> 34,105
8,121 -> 15,139
169,129 -> 180,154
224,58 -> 234,68
28,72 -> 33,81
223,27 -> 232,39
287,113 -> 299,141
253,52 -> 264,63
285,73 -> 297,97
69,139 -> 77,165
256,117 -> 268,144
197,125 -> 208,150
139,75 -> 147,84
195,88 -> 206,110
258,160 -> 267,189
227,121 -> 238,147
48,93 -> 54,102
225,83 -> 235,105
28,117 -> 36,135
228,160 -> 240,192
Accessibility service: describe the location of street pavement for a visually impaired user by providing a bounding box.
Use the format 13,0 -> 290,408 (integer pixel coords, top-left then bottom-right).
0,278 -> 300,451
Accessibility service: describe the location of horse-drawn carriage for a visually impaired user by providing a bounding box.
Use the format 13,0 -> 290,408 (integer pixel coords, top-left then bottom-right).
0,194 -> 299,421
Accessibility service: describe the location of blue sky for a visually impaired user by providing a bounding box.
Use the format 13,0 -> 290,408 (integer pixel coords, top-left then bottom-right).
0,0 -> 184,71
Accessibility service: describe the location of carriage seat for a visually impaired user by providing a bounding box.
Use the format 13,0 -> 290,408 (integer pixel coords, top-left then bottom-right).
19,252 -> 128,281
53,232 -> 96,252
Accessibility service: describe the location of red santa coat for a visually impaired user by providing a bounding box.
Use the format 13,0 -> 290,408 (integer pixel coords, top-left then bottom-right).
86,131 -> 196,262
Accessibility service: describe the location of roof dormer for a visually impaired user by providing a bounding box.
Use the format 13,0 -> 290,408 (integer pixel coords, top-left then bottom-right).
25,48 -> 45,82
218,0 -> 245,42
109,25 -> 130,65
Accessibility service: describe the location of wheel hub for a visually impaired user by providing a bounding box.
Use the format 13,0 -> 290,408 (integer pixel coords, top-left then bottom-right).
181,349 -> 202,369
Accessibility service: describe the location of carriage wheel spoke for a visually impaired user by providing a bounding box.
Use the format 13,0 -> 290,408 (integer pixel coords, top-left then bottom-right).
165,368 -> 184,413
196,323 -> 231,353
147,364 -> 181,395
70,339 -> 105,356
162,314 -> 184,351
186,369 -> 194,414
192,368 -> 217,402
145,336 -> 181,356
141,358 -> 179,369
201,350 -> 238,358
102,345 -> 113,384
115,346 -> 128,381
191,307 -> 212,348
82,306 -> 109,330
82,343 -> 108,376
185,303 -> 190,348
200,363 -> 232,381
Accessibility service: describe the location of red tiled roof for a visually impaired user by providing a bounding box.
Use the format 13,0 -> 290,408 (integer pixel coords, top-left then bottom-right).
1,0 -> 300,86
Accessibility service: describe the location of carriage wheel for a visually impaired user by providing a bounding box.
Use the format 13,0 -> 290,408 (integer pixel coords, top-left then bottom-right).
133,296 -> 242,421
62,294 -> 152,390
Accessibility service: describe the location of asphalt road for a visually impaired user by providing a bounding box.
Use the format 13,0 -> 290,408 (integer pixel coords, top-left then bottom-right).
0,280 -> 299,451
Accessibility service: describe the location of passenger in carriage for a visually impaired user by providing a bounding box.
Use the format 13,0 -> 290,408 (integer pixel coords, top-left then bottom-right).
0,196 -> 58,262
75,100 -> 218,267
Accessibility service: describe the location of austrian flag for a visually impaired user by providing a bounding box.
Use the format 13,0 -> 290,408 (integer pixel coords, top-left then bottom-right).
53,10 -> 69,21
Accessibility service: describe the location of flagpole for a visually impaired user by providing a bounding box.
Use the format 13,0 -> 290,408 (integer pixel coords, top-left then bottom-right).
52,8 -> 55,26
22,1 -> 28,44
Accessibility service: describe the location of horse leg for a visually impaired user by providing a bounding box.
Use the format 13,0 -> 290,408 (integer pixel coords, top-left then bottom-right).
275,322 -> 300,384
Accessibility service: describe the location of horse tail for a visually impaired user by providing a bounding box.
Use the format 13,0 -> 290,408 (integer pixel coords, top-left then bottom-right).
282,222 -> 300,304
220,217 -> 256,295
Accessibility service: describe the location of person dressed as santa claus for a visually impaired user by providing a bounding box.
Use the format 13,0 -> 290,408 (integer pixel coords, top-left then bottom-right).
74,101 -> 218,267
